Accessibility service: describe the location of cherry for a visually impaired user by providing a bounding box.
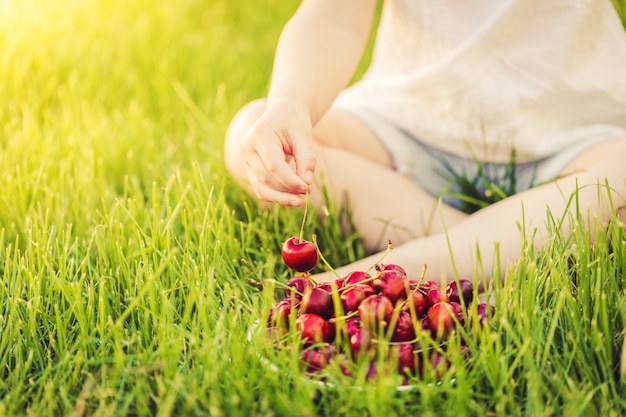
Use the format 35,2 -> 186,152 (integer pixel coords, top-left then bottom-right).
348,325 -> 371,359
268,297 -> 294,328
379,263 -> 407,274
339,317 -> 371,358
449,301 -> 466,327
403,285 -> 427,317
285,276 -> 314,300
301,349 -> 329,373
475,303 -> 495,326
318,342 -> 337,362
358,294 -> 394,332
282,236 -> 319,272
333,277 -> 347,289
342,316 -> 362,336
372,266 -> 409,304
340,284 -> 375,313
315,282 -> 334,293
300,287 -> 334,319
428,351 -> 450,379
334,354 -> 353,377
391,310 -> 417,342
391,343 -> 419,376
365,361 -> 381,381
427,302 -> 457,339
421,280 -> 440,291
425,288 -> 447,310
459,344 -> 470,359
296,313 -> 334,345
343,270 -> 372,287
446,279 -> 473,305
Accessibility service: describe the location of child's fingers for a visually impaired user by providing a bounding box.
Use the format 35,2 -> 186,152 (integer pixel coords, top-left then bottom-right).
255,141 -> 309,193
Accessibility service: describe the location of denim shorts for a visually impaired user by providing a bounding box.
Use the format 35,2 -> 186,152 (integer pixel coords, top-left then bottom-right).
345,109 -> 625,212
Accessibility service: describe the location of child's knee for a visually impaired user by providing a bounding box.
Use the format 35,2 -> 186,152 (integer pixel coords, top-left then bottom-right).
224,98 -> 267,176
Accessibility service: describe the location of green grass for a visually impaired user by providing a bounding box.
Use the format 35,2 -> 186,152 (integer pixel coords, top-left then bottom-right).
0,0 -> 625,416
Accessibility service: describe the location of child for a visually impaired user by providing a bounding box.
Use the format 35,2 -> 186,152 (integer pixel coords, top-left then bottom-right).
224,0 -> 626,284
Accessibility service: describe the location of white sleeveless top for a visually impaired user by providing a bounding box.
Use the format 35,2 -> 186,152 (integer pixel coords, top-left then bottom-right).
334,0 -> 626,163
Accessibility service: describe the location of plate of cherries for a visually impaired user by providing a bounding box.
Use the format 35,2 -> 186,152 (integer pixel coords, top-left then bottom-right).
253,234 -> 495,389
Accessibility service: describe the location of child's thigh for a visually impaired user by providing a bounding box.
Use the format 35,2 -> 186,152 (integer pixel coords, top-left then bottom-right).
313,108 -> 394,170
559,136 -> 626,177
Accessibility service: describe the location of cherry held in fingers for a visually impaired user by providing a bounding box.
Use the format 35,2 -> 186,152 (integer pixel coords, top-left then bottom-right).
282,236 -> 319,273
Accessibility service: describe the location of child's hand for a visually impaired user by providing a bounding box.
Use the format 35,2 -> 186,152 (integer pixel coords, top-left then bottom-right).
229,0 -> 376,207
238,99 -> 317,207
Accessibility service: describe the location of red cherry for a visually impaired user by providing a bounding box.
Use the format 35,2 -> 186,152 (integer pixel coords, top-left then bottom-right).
334,354 -> 353,377
315,282 -> 334,293
426,302 -> 457,338
358,294 -> 394,332
300,287 -> 334,319
379,263 -> 407,274
285,276 -> 314,299
340,284 -> 375,313
446,279 -> 473,305
391,343 -> 419,376
365,361 -> 380,381
268,297 -> 294,328
372,267 -> 409,304
425,288 -> 447,310
448,301 -> 466,327
339,317 -> 371,357
429,351 -> 450,379
318,343 -> 337,363
403,285 -> 427,317
296,313 -> 333,345
421,280 -> 440,291
300,349 -> 329,373
282,237 -> 319,272
334,277 -> 347,289
348,325 -> 371,359
341,316 -> 362,336
343,270 -> 372,287
475,303 -> 495,326
391,310 -> 417,342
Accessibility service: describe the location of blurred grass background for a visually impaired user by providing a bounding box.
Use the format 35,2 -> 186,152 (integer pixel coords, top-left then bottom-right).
0,1 -> 625,416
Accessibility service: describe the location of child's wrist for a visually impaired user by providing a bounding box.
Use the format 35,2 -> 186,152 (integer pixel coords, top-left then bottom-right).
266,96 -> 312,121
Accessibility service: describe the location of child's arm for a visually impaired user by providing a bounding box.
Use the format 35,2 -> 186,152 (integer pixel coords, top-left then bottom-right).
237,0 -> 377,207
268,0 -> 376,124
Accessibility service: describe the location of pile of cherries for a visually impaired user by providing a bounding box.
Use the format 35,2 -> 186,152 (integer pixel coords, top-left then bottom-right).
264,235 -> 495,385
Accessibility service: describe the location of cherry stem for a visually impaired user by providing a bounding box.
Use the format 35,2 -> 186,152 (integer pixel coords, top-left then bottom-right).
298,192 -> 309,244
311,234 -> 341,279
265,278 -> 306,298
365,240 -> 394,273
337,274 -> 379,292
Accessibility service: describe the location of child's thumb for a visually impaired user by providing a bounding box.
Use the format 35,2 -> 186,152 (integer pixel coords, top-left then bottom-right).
295,151 -> 317,185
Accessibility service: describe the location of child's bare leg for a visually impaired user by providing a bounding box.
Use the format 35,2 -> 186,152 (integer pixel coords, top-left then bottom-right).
313,137 -> 626,285
224,99 -> 468,250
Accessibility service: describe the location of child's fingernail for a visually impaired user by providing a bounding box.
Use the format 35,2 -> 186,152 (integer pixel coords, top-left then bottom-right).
304,170 -> 313,184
